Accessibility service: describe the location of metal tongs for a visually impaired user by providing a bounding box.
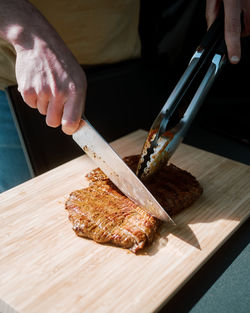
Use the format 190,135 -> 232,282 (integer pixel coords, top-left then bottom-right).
137,14 -> 228,180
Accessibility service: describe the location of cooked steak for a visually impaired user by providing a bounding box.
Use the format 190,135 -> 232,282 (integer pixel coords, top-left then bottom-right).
65,155 -> 202,253
123,155 -> 203,216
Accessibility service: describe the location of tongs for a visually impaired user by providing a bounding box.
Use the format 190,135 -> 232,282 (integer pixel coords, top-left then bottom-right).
136,14 -> 228,180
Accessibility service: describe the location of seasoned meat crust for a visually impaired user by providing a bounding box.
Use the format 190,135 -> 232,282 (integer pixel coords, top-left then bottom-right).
65,155 -> 202,253
123,155 -> 203,216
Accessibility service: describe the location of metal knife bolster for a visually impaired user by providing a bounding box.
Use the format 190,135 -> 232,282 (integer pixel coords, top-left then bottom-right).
73,119 -> 173,223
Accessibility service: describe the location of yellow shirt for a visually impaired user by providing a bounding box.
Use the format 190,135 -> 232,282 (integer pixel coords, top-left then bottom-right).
0,0 -> 141,89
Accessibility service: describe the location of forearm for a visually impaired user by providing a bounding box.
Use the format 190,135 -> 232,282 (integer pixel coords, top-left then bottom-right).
0,0 -> 63,53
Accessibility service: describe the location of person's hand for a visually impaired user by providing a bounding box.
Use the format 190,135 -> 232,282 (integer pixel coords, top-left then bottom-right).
206,0 -> 250,64
0,0 -> 87,135
14,31 -> 87,135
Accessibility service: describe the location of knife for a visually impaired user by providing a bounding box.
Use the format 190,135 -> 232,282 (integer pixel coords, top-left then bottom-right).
72,118 -> 173,223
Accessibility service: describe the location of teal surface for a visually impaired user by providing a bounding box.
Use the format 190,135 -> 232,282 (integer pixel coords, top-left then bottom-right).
0,90 -> 31,192
190,243 -> 250,313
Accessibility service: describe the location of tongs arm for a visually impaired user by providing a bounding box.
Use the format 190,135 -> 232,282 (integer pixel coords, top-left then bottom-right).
137,15 -> 227,180
163,40 -> 227,163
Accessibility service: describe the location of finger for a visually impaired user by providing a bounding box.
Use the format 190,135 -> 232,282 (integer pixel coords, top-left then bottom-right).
61,93 -> 85,135
45,96 -> 64,128
224,0 -> 242,64
37,93 -> 50,115
36,84 -> 51,115
19,87 -> 37,109
206,0 -> 221,28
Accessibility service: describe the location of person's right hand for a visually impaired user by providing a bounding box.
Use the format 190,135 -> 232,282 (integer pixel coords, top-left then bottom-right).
0,0 -> 87,135
14,30 -> 87,135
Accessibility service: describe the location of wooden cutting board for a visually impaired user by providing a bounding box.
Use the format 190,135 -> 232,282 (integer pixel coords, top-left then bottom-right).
1,130 -> 250,313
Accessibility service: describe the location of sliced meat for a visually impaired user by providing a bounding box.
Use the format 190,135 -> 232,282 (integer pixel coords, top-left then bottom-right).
66,179 -> 159,253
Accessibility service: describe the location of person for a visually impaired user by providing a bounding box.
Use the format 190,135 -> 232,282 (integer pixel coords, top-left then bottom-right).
0,0 -> 249,193
0,0 -> 142,191
0,0 -> 249,137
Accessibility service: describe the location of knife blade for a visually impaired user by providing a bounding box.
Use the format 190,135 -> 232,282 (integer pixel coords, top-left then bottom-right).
73,118 -> 173,223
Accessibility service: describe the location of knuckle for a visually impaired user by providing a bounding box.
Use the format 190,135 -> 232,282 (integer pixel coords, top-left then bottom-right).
68,73 -> 87,94
68,82 -> 81,97
22,87 -> 34,98
68,82 -> 77,93
38,86 -> 51,98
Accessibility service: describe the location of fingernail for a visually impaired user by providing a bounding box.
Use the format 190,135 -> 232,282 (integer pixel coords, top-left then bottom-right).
230,56 -> 240,63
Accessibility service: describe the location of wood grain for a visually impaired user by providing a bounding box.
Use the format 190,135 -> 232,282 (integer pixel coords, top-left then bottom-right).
0,130 -> 250,313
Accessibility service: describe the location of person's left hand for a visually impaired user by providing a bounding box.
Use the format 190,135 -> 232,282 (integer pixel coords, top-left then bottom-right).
206,0 -> 250,64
